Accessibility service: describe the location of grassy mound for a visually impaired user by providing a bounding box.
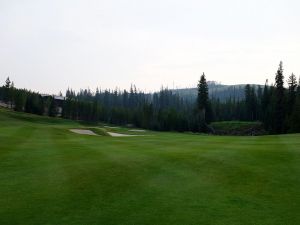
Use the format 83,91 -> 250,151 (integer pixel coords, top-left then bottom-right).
89,127 -> 110,136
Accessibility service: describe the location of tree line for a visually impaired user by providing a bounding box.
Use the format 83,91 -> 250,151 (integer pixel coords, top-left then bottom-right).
0,62 -> 299,133
209,62 -> 300,133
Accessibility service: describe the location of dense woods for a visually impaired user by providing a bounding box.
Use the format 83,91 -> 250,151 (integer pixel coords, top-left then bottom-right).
1,62 -> 299,134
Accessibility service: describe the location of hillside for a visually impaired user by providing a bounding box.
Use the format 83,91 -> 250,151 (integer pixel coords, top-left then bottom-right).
172,82 -> 263,102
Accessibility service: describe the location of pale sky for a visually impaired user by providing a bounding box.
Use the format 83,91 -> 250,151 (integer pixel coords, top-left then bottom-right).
0,0 -> 299,94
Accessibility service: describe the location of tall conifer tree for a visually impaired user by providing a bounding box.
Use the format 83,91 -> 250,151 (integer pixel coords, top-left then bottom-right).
287,73 -> 297,115
274,61 -> 285,133
197,73 -> 209,130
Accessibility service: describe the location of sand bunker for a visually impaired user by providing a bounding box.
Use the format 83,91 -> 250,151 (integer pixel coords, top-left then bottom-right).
129,129 -> 146,132
70,129 -> 97,136
70,129 -> 147,137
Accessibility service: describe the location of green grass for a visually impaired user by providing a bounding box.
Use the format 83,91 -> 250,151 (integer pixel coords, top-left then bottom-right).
1,108 -> 300,225
88,127 -> 110,136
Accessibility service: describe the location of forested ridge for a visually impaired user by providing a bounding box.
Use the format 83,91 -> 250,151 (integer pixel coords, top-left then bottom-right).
172,82 -> 263,102
1,62 -> 299,134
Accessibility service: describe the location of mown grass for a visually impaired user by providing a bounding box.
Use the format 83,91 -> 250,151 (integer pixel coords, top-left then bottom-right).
0,108 -> 300,225
88,127 -> 110,136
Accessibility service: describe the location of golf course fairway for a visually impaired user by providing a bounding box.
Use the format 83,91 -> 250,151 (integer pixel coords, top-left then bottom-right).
0,108 -> 299,225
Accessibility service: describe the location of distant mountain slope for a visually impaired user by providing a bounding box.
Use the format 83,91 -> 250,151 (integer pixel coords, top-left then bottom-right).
172,82 -> 263,102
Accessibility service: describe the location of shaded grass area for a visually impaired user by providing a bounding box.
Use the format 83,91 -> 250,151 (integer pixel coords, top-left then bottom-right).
0,108 -> 300,225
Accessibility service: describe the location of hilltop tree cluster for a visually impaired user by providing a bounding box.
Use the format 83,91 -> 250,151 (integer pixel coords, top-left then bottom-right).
207,62 -> 300,133
0,62 -> 299,133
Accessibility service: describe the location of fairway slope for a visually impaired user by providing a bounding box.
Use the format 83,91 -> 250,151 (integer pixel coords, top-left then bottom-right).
0,109 -> 300,225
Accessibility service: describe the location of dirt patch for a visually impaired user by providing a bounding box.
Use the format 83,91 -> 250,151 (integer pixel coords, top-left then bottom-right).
70,129 -> 97,136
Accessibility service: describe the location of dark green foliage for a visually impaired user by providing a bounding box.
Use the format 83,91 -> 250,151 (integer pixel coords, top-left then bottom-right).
2,77 -> 11,104
60,87 -> 193,131
14,89 -> 27,111
290,80 -> 300,132
284,73 -> 298,130
5,77 -> 10,88
287,73 -> 297,113
25,93 -> 44,115
48,97 -> 58,117
211,121 -> 266,135
197,73 -> 209,111
0,63 -> 299,134
261,80 -> 271,129
274,61 -> 285,133
197,73 -> 211,131
244,84 -> 258,121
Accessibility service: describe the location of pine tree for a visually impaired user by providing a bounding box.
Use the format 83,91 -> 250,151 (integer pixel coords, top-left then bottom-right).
274,61 -> 285,133
3,77 -> 11,103
14,90 -> 27,112
262,80 -> 269,112
5,77 -> 11,88
290,76 -> 300,132
250,86 -> 258,120
257,85 -> 263,120
244,85 -> 258,121
197,73 -> 209,131
261,80 -> 271,129
244,84 -> 252,120
9,81 -> 15,108
287,73 -> 297,115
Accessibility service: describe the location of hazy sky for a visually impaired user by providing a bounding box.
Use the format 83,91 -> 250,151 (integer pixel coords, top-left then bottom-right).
0,0 -> 299,94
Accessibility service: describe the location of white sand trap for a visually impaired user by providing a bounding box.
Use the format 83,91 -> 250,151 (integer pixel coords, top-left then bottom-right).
107,132 -> 145,137
129,129 -> 146,132
70,129 -> 97,136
